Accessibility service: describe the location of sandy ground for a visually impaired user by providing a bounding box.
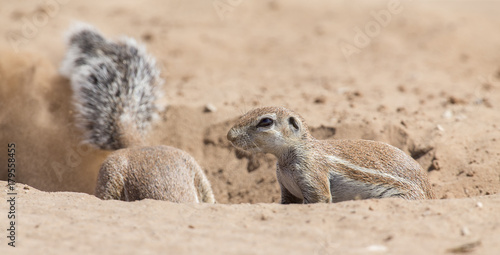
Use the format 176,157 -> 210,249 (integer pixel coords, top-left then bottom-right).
1,0 -> 500,254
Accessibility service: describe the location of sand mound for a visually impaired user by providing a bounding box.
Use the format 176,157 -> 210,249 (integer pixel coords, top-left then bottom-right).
2,182 -> 499,254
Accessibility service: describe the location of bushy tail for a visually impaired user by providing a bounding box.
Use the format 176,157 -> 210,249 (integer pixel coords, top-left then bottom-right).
60,23 -> 163,150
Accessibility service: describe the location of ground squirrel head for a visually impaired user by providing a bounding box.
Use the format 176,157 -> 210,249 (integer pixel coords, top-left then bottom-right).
227,107 -> 312,155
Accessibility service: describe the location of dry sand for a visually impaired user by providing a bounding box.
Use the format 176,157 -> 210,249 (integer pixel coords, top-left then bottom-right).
1,0 -> 500,254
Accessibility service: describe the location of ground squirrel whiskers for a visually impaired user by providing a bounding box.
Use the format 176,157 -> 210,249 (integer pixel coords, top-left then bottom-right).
60,23 -> 215,203
227,106 -> 435,203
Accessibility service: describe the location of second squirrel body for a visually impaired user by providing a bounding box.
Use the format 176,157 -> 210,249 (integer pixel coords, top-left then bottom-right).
96,145 -> 215,203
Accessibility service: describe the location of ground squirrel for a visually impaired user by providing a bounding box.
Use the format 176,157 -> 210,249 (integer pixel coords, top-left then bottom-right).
60,23 -> 215,203
227,107 -> 435,204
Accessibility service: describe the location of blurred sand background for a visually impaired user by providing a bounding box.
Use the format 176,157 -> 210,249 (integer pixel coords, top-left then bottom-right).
1,0 -> 500,254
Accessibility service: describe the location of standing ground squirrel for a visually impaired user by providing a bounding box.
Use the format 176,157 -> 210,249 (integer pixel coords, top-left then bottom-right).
60,23 -> 215,203
227,107 -> 435,204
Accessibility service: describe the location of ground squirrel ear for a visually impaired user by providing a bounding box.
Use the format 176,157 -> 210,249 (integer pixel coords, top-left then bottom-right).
288,117 -> 300,132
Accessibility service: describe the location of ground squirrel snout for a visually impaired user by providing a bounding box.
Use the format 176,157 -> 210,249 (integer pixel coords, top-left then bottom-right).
61,23 -> 215,203
228,106 -> 435,204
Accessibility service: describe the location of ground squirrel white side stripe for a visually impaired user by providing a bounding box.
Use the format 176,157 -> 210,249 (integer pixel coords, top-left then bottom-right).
326,155 -> 416,188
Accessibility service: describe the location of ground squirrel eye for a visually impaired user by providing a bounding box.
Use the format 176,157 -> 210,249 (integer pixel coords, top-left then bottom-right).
257,118 -> 273,128
289,117 -> 299,131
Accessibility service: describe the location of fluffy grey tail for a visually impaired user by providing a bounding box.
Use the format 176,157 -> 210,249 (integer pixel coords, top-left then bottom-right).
60,23 -> 163,150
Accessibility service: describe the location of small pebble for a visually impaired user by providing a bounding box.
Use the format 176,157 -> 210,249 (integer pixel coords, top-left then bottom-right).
204,103 -> 217,113
366,245 -> 387,252
461,227 -> 471,236
314,96 -> 326,104
442,110 -> 453,119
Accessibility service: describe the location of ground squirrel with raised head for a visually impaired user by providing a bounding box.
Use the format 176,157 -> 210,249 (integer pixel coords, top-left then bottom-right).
227,107 -> 435,204
60,23 -> 215,203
